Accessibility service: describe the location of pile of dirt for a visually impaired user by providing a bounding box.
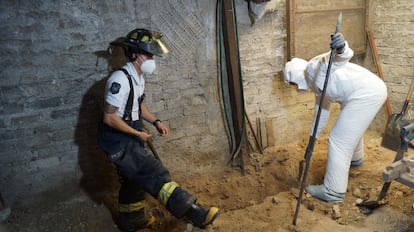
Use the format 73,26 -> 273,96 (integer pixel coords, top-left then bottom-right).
1,131 -> 414,232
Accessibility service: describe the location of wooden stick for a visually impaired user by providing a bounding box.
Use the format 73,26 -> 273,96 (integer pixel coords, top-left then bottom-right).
246,113 -> 263,154
366,27 -> 392,116
265,119 -> 275,147
256,117 -> 263,150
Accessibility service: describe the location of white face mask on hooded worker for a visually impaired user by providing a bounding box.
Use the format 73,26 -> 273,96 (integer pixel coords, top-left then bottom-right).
140,59 -> 156,74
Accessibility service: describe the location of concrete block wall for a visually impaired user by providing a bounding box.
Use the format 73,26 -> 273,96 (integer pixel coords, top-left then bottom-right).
0,0 -> 227,204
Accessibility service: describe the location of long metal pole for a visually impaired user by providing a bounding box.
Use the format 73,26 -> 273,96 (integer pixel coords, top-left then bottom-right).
292,12 -> 342,226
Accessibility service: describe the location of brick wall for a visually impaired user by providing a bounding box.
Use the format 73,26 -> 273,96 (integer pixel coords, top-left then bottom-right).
370,0 -> 414,110
237,0 -> 315,147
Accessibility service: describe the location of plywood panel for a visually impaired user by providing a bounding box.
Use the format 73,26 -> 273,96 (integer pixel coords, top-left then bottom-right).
288,0 -> 367,60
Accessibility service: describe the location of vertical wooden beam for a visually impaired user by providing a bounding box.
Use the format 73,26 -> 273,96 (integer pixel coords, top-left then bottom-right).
222,0 -> 247,172
364,0 -> 371,29
286,0 -> 296,60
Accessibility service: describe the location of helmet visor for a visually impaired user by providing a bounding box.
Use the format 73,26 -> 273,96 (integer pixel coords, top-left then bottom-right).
140,30 -> 170,56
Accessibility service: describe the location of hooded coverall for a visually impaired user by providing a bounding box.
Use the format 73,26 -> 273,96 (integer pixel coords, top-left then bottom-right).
305,42 -> 388,194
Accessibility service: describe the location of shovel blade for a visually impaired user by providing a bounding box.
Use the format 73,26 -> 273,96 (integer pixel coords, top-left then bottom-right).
356,200 -> 387,215
356,200 -> 386,210
381,113 -> 410,151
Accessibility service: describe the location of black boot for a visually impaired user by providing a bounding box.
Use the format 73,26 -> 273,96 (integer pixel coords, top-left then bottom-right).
117,210 -> 155,232
184,204 -> 219,229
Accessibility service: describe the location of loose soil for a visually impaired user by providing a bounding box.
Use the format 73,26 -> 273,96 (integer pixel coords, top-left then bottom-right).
1,131 -> 414,232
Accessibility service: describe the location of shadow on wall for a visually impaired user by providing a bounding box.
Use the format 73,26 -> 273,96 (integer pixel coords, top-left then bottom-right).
73,42 -> 127,222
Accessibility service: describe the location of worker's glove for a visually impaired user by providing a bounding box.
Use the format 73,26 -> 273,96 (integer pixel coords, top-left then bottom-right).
330,33 -> 345,54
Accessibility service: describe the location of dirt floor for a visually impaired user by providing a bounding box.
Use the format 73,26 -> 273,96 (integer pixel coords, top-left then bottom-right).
1,130 -> 414,232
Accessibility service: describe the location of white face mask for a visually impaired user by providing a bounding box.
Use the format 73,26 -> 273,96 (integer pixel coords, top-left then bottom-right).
140,59 -> 156,74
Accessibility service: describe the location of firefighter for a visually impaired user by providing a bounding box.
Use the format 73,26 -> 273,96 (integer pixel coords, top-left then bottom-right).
98,28 -> 219,231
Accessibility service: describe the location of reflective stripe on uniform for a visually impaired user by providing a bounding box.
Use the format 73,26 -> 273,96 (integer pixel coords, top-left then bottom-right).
119,200 -> 145,213
158,181 -> 178,205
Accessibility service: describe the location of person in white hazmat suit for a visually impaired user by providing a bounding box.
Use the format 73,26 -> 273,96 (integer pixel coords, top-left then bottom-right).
283,33 -> 388,203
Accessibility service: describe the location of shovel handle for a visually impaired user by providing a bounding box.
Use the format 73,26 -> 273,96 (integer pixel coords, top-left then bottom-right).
407,79 -> 414,100
400,79 -> 414,114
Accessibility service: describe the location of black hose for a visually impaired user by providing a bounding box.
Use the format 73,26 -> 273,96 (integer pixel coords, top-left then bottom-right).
217,0 -> 247,163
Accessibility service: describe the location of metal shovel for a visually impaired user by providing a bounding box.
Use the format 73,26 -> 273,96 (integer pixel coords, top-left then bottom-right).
381,79 -> 414,151
357,123 -> 414,210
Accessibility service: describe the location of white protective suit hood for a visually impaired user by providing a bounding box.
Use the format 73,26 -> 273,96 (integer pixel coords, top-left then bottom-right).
283,58 -> 309,90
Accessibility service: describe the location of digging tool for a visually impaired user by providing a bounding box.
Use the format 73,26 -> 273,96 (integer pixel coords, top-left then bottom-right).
143,127 -> 163,164
357,123 -> 414,210
147,138 -> 162,164
292,12 -> 342,226
381,79 -> 414,151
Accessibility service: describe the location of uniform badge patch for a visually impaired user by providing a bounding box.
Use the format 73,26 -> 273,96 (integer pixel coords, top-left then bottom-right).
110,82 -> 121,94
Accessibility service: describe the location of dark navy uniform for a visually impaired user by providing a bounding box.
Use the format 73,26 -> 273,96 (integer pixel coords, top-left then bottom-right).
98,28 -> 219,231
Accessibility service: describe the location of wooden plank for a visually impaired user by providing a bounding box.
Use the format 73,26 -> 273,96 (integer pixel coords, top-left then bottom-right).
265,119 -> 275,147
259,117 -> 268,149
296,7 -> 365,14
288,0 -> 367,60
222,0 -> 244,144
256,117 -> 263,150
222,0 -> 248,173
246,114 -> 263,154
366,27 -> 392,116
286,0 -> 295,60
